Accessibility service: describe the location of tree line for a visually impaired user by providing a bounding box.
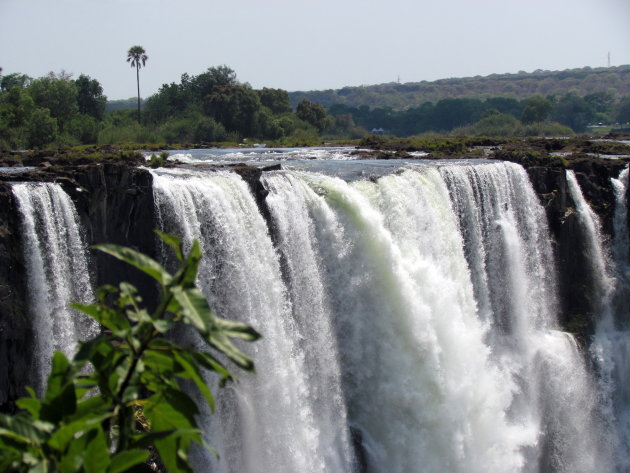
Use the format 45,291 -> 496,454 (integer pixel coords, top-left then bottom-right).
0,64 -> 333,150
0,71 -> 107,149
290,65 -> 630,110
329,91 -> 630,136
2,59 -> 630,150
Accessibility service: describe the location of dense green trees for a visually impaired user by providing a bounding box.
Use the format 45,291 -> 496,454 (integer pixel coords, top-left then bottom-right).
1,73 -> 31,92
28,74 -> 78,132
521,96 -> 553,124
204,85 -> 262,136
326,91 -> 628,137
27,108 -> 58,148
258,88 -> 292,114
551,93 -> 594,133
296,99 -> 332,133
0,71 -> 109,150
75,74 -> 106,120
142,66 -> 320,143
616,97 -> 630,124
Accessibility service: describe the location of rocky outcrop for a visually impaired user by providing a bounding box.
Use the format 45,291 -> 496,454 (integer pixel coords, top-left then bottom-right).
54,163 -> 158,304
0,182 -> 31,409
495,151 -> 629,338
0,163 -> 156,409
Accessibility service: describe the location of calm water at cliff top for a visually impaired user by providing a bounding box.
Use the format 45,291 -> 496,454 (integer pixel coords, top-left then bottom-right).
153,146 -> 487,180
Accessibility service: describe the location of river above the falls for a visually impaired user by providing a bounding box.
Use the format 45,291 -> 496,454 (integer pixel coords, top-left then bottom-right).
150,146 -> 491,181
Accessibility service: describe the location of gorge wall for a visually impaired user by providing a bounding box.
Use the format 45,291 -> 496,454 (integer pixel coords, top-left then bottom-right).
497,152 -> 627,336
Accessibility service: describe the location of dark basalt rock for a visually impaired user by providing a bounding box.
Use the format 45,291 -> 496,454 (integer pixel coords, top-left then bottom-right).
0,162 -> 156,410
0,183 -> 32,410
495,150 -> 630,339
58,163 -> 158,306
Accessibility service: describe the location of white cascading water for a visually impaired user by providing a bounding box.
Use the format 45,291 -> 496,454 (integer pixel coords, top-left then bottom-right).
444,164 -> 609,473
151,168 -> 355,473
148,161 -> 615,473
587,165 -> 630,472
282,166 -> 534,473
12,182 -> 97,394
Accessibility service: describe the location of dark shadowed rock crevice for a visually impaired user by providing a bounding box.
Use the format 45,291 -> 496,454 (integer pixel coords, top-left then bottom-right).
0,183 -> 32,410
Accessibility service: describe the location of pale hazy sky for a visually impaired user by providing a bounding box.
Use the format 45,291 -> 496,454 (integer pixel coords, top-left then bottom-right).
1,0 -> 629,100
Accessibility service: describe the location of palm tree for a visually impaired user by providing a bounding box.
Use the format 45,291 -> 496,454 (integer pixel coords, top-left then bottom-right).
126,46 -> 148,120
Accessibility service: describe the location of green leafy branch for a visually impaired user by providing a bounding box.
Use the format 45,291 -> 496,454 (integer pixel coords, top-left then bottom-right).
0,232 -> 260,473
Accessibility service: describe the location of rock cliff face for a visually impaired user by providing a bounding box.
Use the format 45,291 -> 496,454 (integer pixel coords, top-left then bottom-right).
495,151 -> 628,337
56,163 -> 158,304
0,182 -> 31,408
0,163 -> 156,408
0,155 -> 626,407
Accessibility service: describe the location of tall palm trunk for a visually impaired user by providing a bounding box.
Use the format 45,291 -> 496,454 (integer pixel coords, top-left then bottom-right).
136,64 -> 141,121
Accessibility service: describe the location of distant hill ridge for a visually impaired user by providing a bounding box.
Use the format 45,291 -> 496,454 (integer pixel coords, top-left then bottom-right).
289,65 -> 630,110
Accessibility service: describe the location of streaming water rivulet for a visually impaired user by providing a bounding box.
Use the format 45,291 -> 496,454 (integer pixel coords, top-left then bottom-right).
12,158 -> 630,472
12,182 -> 97,395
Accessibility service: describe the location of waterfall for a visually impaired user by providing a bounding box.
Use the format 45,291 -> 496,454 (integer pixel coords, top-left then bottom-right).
151,168 -> 355,473
441,163 -> 608,473
148,162 -> 614,473
12,182 -> 96,394
287,166 -> 532,473
565,170 -> 616,309
588,165 -> 630,471
9,157 -> 630,471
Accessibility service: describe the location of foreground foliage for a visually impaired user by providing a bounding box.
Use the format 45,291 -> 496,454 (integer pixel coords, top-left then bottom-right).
0,232 -> 260,472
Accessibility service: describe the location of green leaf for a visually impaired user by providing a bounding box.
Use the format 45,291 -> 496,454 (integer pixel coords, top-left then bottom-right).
72,396 -> 111,422
47,413 -> 112,451
214,317 -> 261,341
171,287 -> 256,370
129,430 -> 177,449
191,352 -> 232,386
170,287 -> 214,334
156,231 -> 184,262
108,449 -> 149,473
154,435 -> 191,473
171,240 -> 201,289
57,426 -> 89,473
173,351 -> 215,411
118,282 -> 144,310
145,390 -> 201,473
16,396 -> 41,418
71,303 -> 131,335
151,317 -> 174,334
210,336 -> 255,371
144,388 -> 199,431
0,413 -> 48,445
27,457 -> 50,473
41,352 -> 77,423
95,285 -> 118,303
94,244 -> 172,286
83,427 -> 110,473
143,349 -> 177,375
